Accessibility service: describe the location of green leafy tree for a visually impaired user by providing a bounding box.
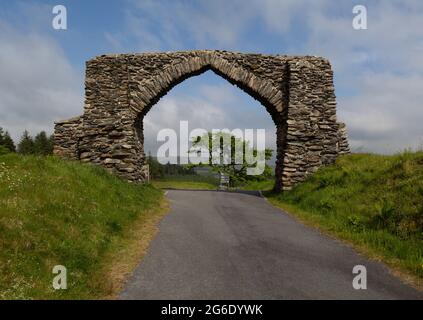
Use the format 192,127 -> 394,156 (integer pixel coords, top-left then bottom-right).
190,132 -> 273,187
147,152 -> 195,179
17,130 -> 35,155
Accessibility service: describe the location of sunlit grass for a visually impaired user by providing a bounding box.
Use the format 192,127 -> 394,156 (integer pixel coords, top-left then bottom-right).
267,152 -> 423,284
0,154 -> 164,299
239,179 -> 274,191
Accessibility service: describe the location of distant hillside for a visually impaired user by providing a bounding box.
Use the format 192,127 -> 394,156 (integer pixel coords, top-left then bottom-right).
0,154 -> 164,299
269,152 -> 423,284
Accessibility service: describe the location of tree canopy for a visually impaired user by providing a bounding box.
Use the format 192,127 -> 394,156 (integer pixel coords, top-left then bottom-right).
15,130 -> 53,155
190,131 -> 273,187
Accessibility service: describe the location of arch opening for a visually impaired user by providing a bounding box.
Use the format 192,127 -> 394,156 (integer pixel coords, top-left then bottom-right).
132,65 -> 286,191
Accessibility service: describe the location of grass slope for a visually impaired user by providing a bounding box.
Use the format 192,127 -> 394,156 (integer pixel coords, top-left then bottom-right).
0,154 -> 164,299
267,152 -> 423,285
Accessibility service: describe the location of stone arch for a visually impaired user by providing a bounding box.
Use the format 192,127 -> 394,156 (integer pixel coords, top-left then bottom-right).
54,50 -> 349,191
129,54 -> 288,190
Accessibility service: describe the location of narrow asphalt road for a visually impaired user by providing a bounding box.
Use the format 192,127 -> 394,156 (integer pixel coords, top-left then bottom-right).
120,190 -> 421,300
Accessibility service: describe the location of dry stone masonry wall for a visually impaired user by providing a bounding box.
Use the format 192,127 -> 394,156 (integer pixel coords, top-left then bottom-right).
54,50 -> 349,191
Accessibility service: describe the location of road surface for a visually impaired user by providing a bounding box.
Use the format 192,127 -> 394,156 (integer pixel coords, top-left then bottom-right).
120,190 -> 421,299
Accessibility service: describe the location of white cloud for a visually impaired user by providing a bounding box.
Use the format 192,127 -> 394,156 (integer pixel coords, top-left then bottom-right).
302,1 -> 423,74
297,1 -> 423,153
1,1 -> 422,155
143,79 -> 276,158
340,72 -> 423,153
107,0 -> 259,51
0,21 -> 82,142
115,0 -> 423,154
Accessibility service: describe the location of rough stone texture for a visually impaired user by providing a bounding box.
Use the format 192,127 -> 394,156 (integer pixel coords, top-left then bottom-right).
54,50 -> 349,191
53,116 -> 82,159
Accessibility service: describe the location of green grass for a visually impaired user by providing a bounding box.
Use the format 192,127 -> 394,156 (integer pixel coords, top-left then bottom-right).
152,174 -> 219,190
153,174 -> 275,191
239,179 -> 274,191
0,154 -> 164,299
267,152 -> 423,284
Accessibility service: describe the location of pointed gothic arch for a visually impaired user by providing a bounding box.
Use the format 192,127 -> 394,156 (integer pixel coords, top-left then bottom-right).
54,50 -> 349,191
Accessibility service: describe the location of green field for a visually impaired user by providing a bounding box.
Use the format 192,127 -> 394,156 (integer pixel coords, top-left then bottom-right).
152,174 -> 276,191
0,154 -> 165,299
267,152 -> 423,285
152,174 -> 219,190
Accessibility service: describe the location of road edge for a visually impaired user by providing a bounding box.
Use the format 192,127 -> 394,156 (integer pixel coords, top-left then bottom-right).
97,195 -> 171,299
264,196 -> 422,293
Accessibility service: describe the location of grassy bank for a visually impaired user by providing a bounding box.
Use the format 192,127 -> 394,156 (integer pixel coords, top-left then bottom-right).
152,174 -> 219,190
0,154 -> 166,299
267,152 -> 423,285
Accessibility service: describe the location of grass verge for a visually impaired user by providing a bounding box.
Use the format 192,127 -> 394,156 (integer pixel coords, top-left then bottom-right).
0,154 -> 167,299
95,199 -> 169,299
266,152 -> 423,289
239,179 -> 274,191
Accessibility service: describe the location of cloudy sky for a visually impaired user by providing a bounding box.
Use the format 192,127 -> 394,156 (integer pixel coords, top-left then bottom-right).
0,0 -> 422,155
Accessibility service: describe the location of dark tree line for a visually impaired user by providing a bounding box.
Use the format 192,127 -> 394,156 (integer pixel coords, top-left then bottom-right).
0,127 -> 53,155
147,152 -> 195,179
0,127 -> 16,153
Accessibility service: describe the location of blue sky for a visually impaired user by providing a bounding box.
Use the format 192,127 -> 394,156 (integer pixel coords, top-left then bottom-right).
0,0 -> 422,154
